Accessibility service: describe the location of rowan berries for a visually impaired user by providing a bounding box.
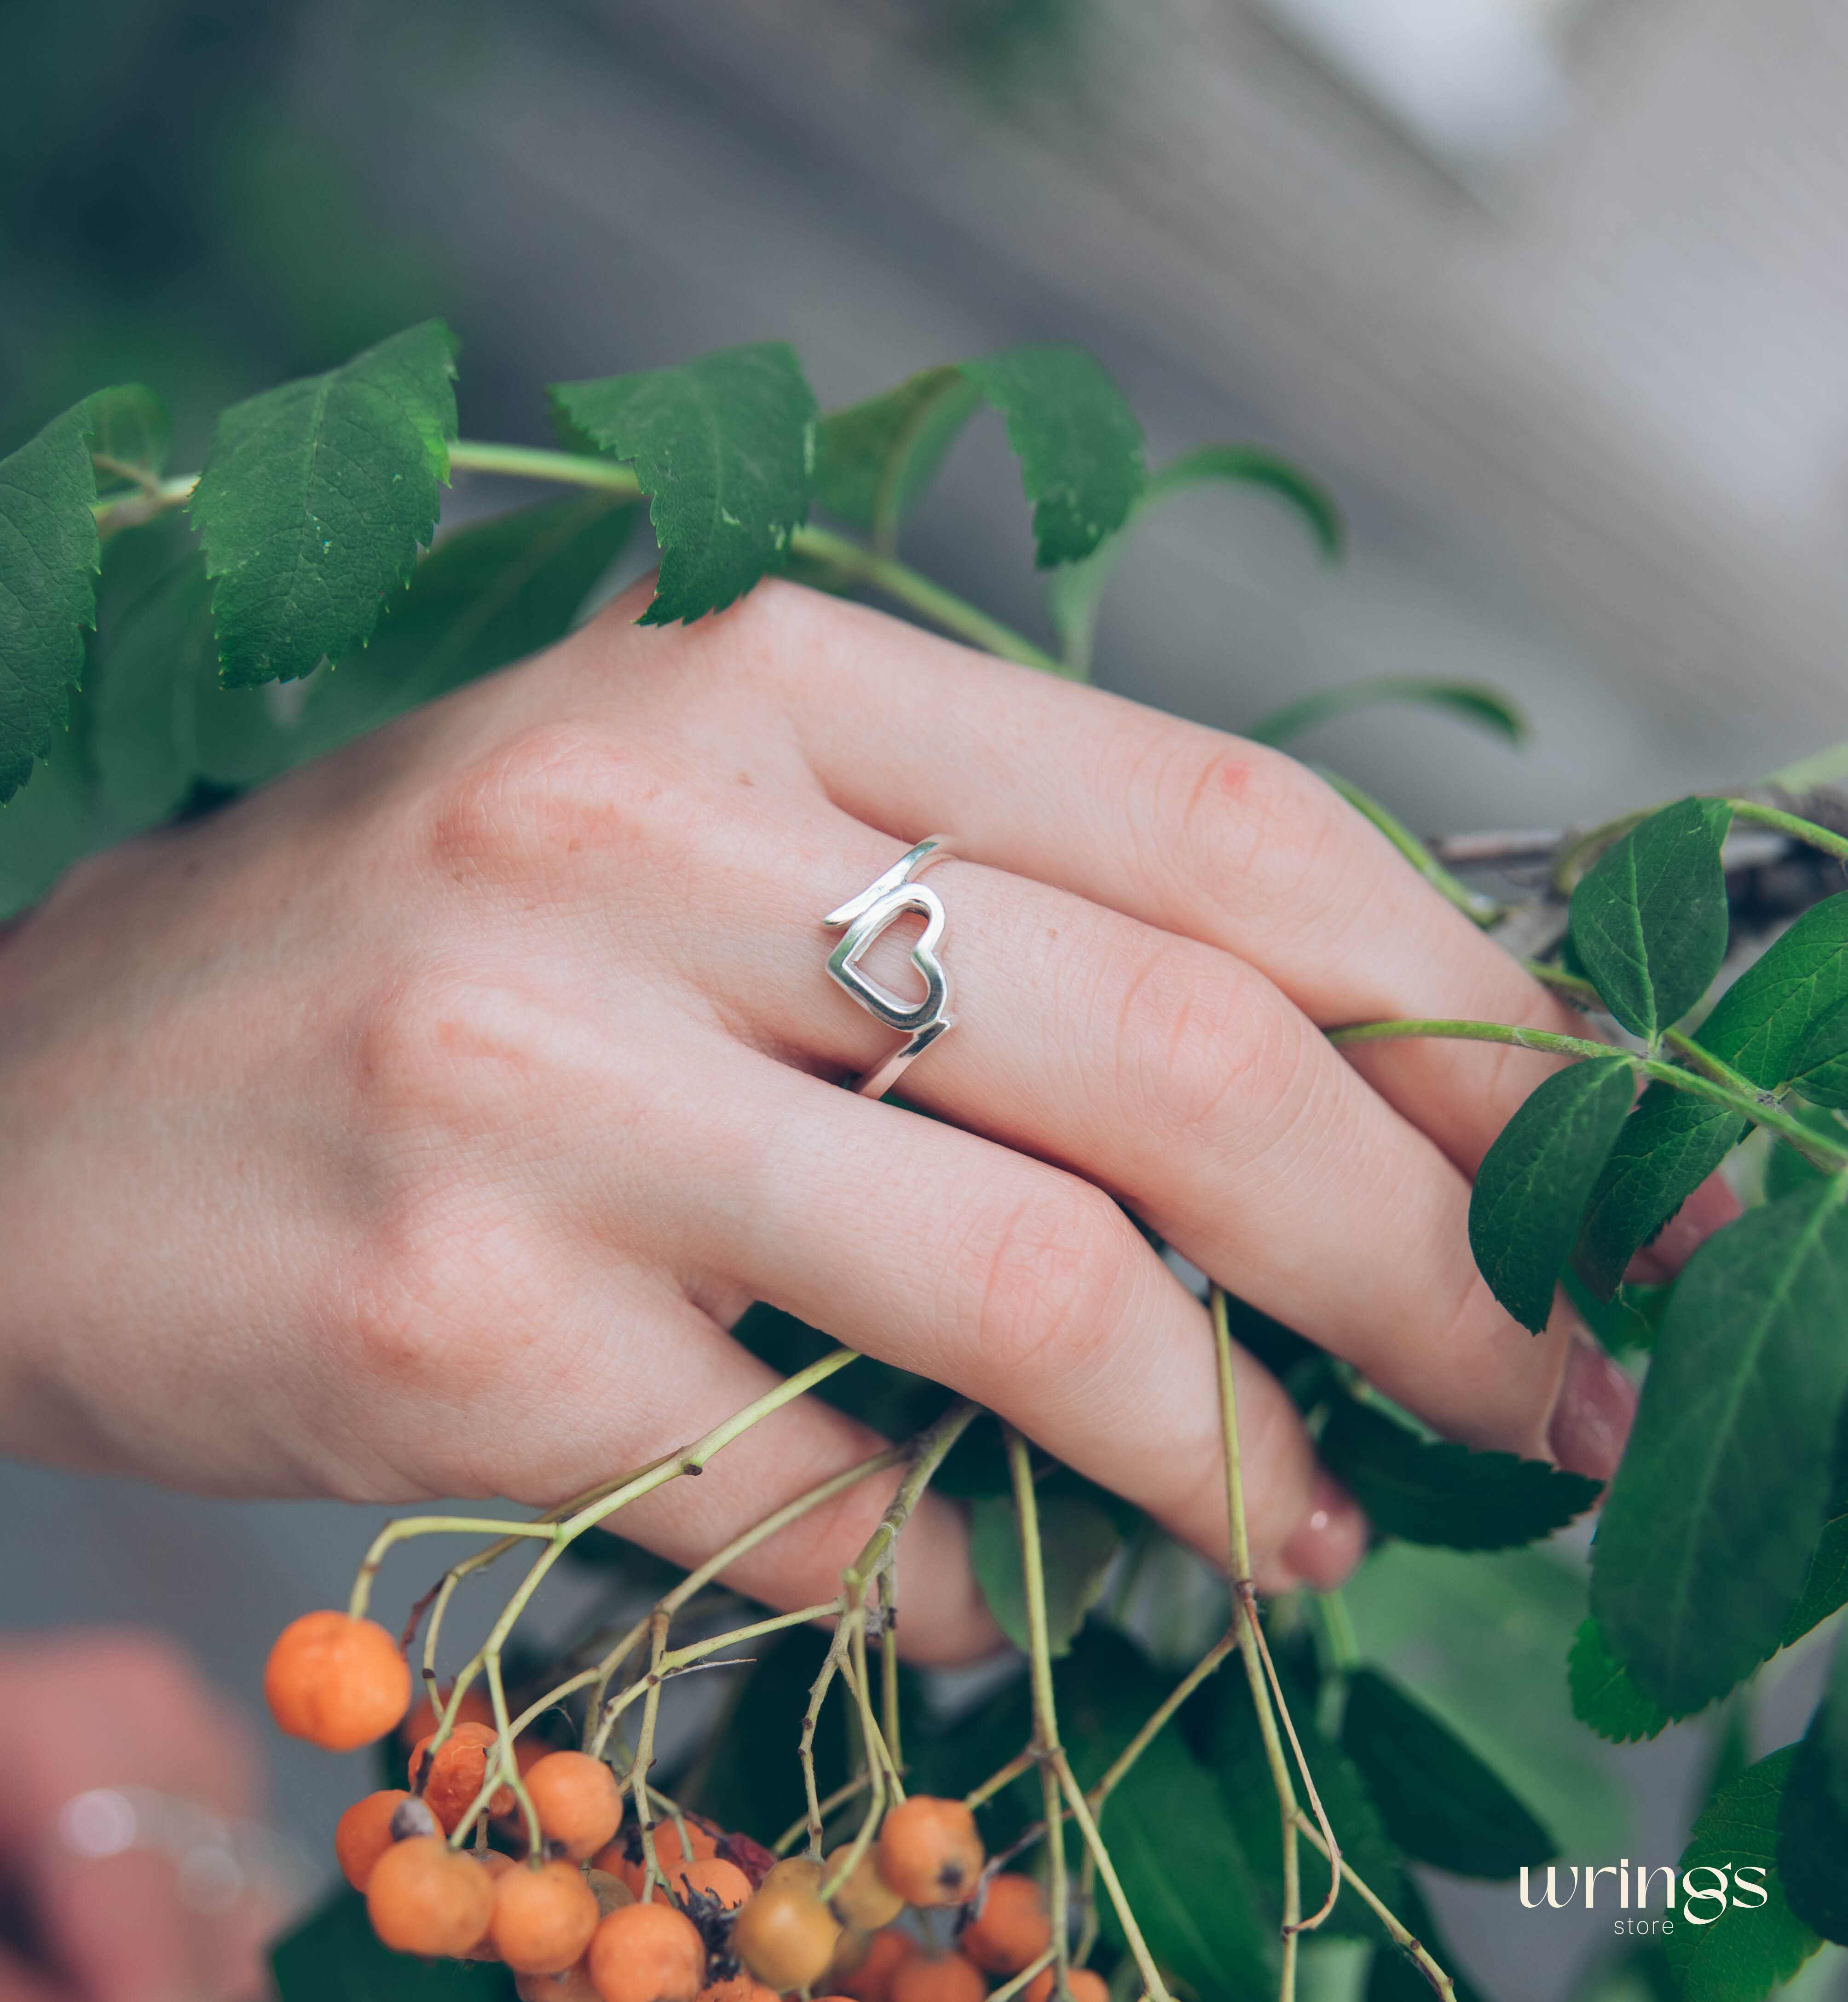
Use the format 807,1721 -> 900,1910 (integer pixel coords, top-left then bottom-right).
835,1928 -> 918,2002
526,1751 -> 624,1861
889,1951 -> 986,2002
731,1859 -> 844,1993
693,1980 -> 779,2002
366,1834 -> 495,1958
826,1845 -> 905,1931
265,1612 -> 410,1751
490,1859 -> 602,1974
601,1819 -> 719,1900
642,1857 -> 753,1909
587,1869 -> 635,1916
336,1790 -> 410,1892
875,1798 -> 984,1908
586,1902 -> 706,2002
410,1722 -> 515,1832
467,1852 -> 517,1960
1022,1968 -> 1107,2002
959,1874 -> 1051,1975
392,1797 -> 442,1842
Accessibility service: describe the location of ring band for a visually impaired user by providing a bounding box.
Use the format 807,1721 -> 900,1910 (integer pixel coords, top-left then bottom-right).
822,836 -> 957,1099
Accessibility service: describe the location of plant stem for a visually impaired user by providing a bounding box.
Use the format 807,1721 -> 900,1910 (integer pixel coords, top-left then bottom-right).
1526,963 -> 1759,1093
1005,1427 -> 1074,2002
1724,797 -> 1848,869
1291,1811 -> 1455,2000
91,441 -> 1063,674
1328,1017 -> 1848,1171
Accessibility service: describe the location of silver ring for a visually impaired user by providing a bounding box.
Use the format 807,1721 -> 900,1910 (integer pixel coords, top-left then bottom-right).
822,836 -> 957,1099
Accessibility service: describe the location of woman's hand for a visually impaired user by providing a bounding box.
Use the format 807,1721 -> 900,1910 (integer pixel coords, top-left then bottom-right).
0,581 -> 1675,1663
0,1632 -> 274,2002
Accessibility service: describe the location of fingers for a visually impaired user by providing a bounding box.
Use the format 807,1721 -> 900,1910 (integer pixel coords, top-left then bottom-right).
630,1028 -> 1366,1592
753,585 -> 1588,1177
639,785 -> 1596,1472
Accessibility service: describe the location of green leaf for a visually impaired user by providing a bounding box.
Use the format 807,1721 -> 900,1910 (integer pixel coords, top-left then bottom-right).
1780,1647 -> 1848,1946
959,345 -> 1145,568
1569,797 -> 1733,1042
1569,1617 -> 1671,1744
1468,1056 -> 1637,1331
1665,1749 -> 1821,2001
1212,1660 -> 1405,1944
1767,1105 -> 1848,1202
190,319 -> 459,688
299,494 -> 637,757
550,341 -> 816,626
1342,1544 -> 1625,1862
272,1882 -> 516,2002
1562,1264 -> 1672,1356
969,1489 -> 1121,1657
1317,1393 -> 1600,1548
1783,1506 -> 1848,1651
89,532 -> 218,827
1339,1666 -> 1556,1878
1591,1179 -> 1848,1715
1787,994 -> 1848,1108
1249,678 -> 1526,752
1058,1627 -> 1275,1998
0,399 -> 103,803
0,718 -> 94,920
1694,892 -> 1848,1088
1045,442 -> 1337,674
813,365 -> 980,545
1573,1083 -> 1748,1300
84,383 -> 171,493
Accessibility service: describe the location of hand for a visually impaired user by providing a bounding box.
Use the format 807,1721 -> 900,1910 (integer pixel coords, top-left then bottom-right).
0,1631 -> 274,2002
0,582 -> 1687,1661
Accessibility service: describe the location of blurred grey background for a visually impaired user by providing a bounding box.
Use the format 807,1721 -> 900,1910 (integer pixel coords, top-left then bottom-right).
6,0 -> 1848,1995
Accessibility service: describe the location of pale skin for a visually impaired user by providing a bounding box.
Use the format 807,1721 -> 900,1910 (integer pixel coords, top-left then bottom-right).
0,579 -> 1733,1669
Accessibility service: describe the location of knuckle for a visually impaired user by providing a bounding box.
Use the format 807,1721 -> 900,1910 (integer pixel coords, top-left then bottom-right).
958,1181 -> 1142,1388
1152,734 -> 1351,933
421,722 -> 664,893
1107,938 -> 1315,1160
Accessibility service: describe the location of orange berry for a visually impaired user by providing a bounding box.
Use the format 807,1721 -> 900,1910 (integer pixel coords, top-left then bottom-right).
1022,1969 -> 1107,2002
335,1789 -> 410,1892
731,1860 -> 844,1993
835,1927 -> 917,2002
825,1845 -> 905,1931
366,1834 -> 495,1958
399,1682 -> 497,1749
586,1902 -> 705,2002
875,1798 -> 984,1909
641,1857 -> 752,1910
517,1966 -> 602,2002
465,1852 -> 518,1961
491,1859 -> 602,1974
410,1722 -> 516,1833
604,1820 -> 720,1900
889,1953 -> 986,2002
526,1752 -> 624,1861
960,1874 -> 1051,1975
266,1612 -> 410,1752
694,1982 -> 779,2002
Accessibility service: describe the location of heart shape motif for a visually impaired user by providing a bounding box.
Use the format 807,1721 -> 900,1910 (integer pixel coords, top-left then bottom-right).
826,885 -> 951,1036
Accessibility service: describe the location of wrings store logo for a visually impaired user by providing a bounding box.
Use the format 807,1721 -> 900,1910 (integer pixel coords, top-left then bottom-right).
1521,1862 -> 1769,1934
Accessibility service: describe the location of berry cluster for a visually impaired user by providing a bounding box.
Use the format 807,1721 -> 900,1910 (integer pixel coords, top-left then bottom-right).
268,1612 -> 1108,2002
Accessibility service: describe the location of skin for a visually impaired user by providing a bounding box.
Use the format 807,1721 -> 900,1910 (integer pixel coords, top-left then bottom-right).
0,579 -> 1729,1665
0,1633 -> 275,2002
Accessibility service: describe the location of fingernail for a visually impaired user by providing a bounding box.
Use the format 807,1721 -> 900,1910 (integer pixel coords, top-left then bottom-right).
1547,1338 -> 1638,1482
1628,1172 -> 1742,1282
1279,1472 -> 1369,1590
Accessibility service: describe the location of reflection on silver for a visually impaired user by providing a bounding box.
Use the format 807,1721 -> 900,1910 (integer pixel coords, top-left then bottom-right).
55,1786 -> 294,1917
822,836 -> 958,1099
